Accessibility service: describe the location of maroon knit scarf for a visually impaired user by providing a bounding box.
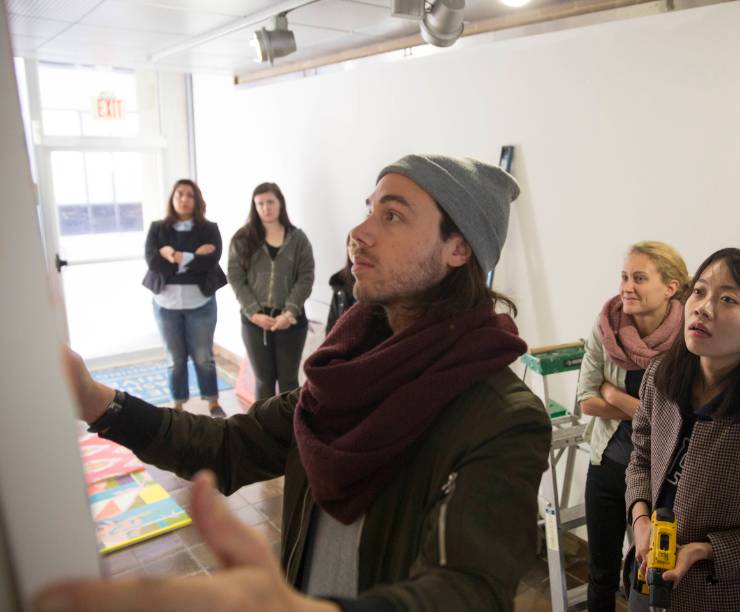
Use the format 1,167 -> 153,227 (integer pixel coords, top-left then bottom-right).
598,295 -> 683,370
293,302 -> 527,524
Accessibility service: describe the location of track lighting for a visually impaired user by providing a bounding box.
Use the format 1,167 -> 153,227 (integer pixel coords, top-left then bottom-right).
420,0 -> 465,47
252,13 -> 297,64
392,0 -> 465,48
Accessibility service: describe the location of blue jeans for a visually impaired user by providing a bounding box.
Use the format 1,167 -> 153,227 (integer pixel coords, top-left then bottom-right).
153,298 -> 218,403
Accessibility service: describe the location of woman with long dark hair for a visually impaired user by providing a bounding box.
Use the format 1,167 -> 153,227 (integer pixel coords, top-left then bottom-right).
227,182 -> 314,400
625,247 -> 740,611
577,241 -> 690,611
143,179 -> 227,414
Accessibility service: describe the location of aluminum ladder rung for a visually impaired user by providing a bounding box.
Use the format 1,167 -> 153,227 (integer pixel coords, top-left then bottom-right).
558,503 -> 586,531
550,423 -> 587,449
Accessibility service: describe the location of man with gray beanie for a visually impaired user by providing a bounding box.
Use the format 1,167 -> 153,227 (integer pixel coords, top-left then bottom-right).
39,155 -> 551,612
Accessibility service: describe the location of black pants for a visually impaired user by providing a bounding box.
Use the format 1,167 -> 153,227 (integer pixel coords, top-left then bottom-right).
241,314 -> 308,400
585,456 -> 628,612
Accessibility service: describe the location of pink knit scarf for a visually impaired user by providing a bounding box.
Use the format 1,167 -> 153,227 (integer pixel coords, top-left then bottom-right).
598,295 -> 683,370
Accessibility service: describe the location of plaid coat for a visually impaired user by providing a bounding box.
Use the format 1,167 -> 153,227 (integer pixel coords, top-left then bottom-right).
625,360 -> 740,611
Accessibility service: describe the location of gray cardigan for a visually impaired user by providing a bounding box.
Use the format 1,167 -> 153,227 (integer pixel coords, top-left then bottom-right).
227,227 -> 314,318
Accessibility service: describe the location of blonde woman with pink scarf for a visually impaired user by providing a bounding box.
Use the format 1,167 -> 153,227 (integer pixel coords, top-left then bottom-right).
576,241 -> 690,612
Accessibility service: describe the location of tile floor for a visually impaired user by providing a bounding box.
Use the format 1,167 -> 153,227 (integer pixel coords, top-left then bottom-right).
100,358 -> 628,611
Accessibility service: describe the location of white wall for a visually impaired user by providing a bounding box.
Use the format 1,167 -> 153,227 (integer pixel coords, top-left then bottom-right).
191,1 -> 740,534
194,2 -> 740,362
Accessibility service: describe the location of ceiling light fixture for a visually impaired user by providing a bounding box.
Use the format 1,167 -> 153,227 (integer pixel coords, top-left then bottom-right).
252,13 -> 297,64
420,0 -> 465,47
148,0 -> 314,64
392,0 -> 466,48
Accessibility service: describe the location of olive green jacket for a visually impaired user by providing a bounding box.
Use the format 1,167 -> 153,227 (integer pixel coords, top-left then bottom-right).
227,227 -> 314,318
134,368 -> 551,611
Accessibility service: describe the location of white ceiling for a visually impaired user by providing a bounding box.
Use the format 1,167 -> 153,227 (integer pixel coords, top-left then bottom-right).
6,0 -> 573,75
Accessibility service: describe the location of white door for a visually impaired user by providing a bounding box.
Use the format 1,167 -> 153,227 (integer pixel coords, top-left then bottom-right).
24,60 -> 167,360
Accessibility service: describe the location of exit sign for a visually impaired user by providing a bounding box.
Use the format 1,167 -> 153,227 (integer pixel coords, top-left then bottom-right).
94,93 -> 124,119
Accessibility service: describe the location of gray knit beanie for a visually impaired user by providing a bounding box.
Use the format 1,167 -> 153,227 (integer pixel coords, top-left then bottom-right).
377,154 -> 519,275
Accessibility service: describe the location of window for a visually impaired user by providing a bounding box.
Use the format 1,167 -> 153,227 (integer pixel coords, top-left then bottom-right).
38,63 -> 140,138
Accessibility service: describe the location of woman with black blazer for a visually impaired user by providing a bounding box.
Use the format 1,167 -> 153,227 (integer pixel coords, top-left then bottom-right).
143,179 -> 227,414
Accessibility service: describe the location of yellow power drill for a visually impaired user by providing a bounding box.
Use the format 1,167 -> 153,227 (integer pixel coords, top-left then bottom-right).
632,508 -> 677,611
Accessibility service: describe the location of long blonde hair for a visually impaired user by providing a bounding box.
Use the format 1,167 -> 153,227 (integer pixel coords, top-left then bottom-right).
628,241 -> 690,302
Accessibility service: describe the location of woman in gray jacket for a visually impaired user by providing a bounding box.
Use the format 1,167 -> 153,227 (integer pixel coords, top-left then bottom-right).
228,182 -> 314,399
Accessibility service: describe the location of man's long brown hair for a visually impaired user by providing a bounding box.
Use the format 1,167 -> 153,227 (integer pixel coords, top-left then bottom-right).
403,204 -> 517,321
163,179 -> 207,225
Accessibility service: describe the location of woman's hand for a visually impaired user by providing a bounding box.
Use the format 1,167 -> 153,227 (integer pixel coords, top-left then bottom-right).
61,346 -> 115,424
173,251 -> 184,264
663,542 -> 713,585
195,244 -> 216,255
159,245 -> 176,262
250,313 -> 276,331
34,472 -> 340,612
633,512 -> 652,577
598,381 -> 638,418
270,313 -> 294,332
600,381 -> 618,405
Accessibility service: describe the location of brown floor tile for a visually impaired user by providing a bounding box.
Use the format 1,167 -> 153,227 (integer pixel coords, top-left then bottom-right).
235,505 -> 270,527
176,524 -> 204,548
514,585 -> 552,612
250,520 -> 282,545
101,549 -> 139,577
224,491 -> 249,511
132,532 -> 185,564
145,465 -> 190,492
565,559 -> 589,583
520,558 -> 549,590
254,496 -> 283,528
238,479 -> 283,504
134,550 -> 201,577
189,543 -> 219,573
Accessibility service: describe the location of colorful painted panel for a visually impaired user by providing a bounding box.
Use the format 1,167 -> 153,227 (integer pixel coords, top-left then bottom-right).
88,471 -> 191,554
79,433 -> 145,485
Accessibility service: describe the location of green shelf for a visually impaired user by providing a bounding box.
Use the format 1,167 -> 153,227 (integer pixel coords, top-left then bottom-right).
520,346 -> 585,375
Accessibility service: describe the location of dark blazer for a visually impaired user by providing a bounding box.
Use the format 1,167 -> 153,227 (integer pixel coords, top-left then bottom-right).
142,220 -> 227,297
325,269 -> 356,335
625,360 -> 740,611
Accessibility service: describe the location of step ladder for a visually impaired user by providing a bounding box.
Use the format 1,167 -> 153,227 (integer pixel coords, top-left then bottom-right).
521,341 -> 589,612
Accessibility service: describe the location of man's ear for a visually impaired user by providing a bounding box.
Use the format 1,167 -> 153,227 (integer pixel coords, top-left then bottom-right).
445,235 -> 472,269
